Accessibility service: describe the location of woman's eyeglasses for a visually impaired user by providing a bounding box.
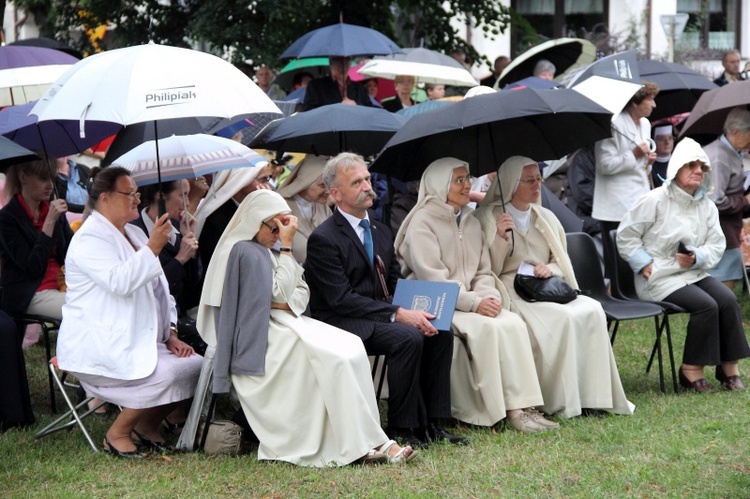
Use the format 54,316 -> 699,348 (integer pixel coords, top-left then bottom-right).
685,162 -> 710,173
518,176 -> 543,186
452,175 -> 473,185
115,191 -> 141,201
262,220 -> 279,234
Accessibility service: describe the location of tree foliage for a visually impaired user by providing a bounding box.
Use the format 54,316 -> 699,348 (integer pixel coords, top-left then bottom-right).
9,0 -> 512,70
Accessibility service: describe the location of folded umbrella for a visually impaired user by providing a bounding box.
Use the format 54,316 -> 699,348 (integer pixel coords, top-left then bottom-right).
250,103 -> 408,157
370,88 -> 613,181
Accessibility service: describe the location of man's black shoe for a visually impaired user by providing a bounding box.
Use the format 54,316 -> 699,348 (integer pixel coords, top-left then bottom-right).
427,425 -> 470,446
386,427 -> 429,450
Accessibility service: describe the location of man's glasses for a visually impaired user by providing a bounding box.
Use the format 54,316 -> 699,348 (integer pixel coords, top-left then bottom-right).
262,220 -> 279,234
518,176 -> 543,186
116,190 -> 141,201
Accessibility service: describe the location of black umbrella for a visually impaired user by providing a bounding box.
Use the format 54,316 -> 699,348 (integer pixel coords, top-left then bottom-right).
637,60 -> 718,121
563,50 -> 641,87
249,103 -> 409,157
369,88 -> 613,181
0,136 -> 39,171
495,38 -> 597,88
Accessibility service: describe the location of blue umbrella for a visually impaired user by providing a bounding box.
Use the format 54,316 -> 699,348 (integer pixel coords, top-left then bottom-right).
0,101 -> 120,157
283,87 -> 306,103
280,23 -> 402,59
396,99 -> 456,119
504,76 -> 561,90
249,103 -> 408,156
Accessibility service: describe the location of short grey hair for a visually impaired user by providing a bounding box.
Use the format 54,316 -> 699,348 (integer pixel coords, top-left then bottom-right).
723,107 -> 750,135
323,152 -> 367,189
533,59 -> 556,77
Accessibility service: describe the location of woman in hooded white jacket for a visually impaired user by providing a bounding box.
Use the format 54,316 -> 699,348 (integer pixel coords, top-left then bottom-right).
618,138 -> 750,393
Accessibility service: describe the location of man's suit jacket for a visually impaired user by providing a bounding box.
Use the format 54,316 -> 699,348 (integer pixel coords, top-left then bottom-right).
305,209 -> 400,341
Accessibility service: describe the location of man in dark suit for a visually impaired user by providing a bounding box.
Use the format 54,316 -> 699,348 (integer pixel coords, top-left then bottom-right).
713,49 -> 747,86
305,153 -> 466,449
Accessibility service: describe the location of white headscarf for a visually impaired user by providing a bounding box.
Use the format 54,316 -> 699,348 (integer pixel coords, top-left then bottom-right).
193,163 -> 266,238
197,190 -> 291,344
393,157 -> 469,253
277,155 -> 328,199
475,156 -> 537,245
474,155 -> 578,287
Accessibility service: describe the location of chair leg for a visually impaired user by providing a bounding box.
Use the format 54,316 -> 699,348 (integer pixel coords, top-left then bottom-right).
35,363 -> 101,452
376,357 -> 387,401
663,315 -> 679,394
609,321 -> 620,345
41,325 -> 57,414
199,394 -> 219,451
653,315 -> 666,394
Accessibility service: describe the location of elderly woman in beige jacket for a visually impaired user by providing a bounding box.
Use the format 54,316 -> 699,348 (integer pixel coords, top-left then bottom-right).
475,156 -> 634,418
277,155 -> 332,263
395,157 -> 557,432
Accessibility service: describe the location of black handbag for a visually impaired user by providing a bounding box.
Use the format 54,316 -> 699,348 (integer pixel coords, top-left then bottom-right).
514,274 -> 579,304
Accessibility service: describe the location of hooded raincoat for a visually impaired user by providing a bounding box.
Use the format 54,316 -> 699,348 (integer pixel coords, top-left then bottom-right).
617,138 -> 724,301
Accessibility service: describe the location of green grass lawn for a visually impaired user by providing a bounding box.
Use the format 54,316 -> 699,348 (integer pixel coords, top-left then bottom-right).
2,305 -> 750,497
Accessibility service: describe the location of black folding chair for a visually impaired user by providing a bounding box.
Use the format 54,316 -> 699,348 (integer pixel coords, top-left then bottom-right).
605,230 -> 687,394
566,232 -> 671,393
12,313 -> 61,412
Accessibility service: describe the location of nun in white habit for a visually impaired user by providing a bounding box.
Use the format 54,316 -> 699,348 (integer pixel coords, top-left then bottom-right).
474,156 -> 634,418
395,158 -> 557,432
277,155 -> 332,264
197,190 -> 415,467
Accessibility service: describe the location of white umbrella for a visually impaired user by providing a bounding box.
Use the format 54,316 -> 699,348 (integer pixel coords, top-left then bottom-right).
30,43 -> 281,209
358,58 -> 478,87
110,134 -> 267,186
0,65 -> 74,106
571,75 -> 642,116
31,43 -> 281,139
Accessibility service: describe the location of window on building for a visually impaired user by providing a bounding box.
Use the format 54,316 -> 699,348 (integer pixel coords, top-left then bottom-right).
677,0 -> 740,50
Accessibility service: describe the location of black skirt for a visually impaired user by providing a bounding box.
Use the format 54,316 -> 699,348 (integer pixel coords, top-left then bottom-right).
0,311 -> 35,431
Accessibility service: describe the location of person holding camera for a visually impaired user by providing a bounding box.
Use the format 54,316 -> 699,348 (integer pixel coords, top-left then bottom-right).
713,49 -> 749,86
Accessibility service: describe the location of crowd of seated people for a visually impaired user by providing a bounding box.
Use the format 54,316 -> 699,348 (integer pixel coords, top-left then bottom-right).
2,95 -> 748,464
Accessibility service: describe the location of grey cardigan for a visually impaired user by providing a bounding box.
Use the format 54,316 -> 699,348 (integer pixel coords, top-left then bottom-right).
213,241 -> 272,393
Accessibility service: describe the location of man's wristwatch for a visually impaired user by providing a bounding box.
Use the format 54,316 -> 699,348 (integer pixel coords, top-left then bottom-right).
280,247 -> 293,253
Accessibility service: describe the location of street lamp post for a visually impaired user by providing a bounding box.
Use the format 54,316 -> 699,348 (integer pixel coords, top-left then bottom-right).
660,14 -> 690,62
